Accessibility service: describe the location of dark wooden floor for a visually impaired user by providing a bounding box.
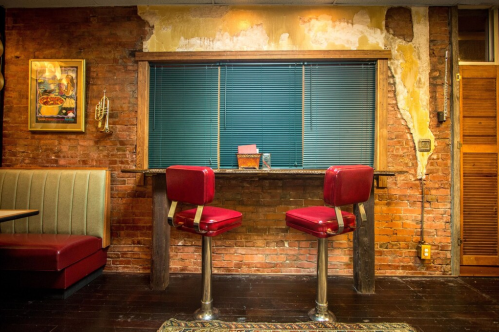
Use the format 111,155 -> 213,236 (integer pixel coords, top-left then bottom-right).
0,273 -> 498,332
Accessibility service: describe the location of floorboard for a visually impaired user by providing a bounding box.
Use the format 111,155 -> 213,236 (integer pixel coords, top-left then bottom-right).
0,273 -> 498,332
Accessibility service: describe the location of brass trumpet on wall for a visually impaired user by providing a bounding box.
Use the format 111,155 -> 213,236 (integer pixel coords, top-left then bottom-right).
95,89 -> 112,134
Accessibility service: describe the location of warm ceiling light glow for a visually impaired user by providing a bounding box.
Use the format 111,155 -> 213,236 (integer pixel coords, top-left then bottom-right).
238,20 -> 251,30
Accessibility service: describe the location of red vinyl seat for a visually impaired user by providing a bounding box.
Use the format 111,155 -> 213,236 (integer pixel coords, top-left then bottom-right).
0,234 -> 102,271
285,165 -> 374,322
166,165 -> 242,320
286,206 -> 357,238
0,233 -> 106,291
173,206 -> 242,236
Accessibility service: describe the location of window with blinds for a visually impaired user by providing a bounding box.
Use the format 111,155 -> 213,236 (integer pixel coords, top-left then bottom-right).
304,62 -> 376,168
220,64 -> 302,168
148,61 -> 376,169
148,64 -> 219,168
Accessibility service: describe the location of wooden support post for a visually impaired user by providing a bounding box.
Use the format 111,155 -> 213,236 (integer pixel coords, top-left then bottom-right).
450,6 -> 461,277
150,173 -> 170,290
375,59 -> 388,189
136,61 -> 150,186
353,183 -> 375,294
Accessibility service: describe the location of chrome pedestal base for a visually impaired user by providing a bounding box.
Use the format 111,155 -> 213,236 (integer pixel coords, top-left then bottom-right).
195,236 -> 218,321
194,301 -> 219,321
308,303 -> 337,322
309,237 -> 337,322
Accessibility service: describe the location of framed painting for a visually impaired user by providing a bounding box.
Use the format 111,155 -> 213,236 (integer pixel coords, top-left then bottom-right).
28,59 -> 85,132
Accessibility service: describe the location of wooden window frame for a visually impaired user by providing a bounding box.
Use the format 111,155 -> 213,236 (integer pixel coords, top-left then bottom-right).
136,51 -> 390,184
457,7 -> 499,65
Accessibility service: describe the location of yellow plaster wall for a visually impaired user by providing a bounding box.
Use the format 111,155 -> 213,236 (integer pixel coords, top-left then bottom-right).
138,5 -> 434,178
386,7 -> 434,179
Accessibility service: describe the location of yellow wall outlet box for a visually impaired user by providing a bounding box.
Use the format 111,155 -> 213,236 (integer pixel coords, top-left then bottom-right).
417,244 -> 431,259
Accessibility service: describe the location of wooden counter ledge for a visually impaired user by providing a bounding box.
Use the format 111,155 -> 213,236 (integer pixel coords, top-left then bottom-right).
122,168 -> 398,177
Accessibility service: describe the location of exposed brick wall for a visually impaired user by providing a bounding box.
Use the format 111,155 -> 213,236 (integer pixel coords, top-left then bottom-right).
375,7 -> 452,275
385,7 -> 414,42
2,6 -> 453,276
426,7 -> 453,272
3,7 -> 153,273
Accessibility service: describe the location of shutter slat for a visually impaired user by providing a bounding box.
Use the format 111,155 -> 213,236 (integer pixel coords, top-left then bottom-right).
462,152 -> 498,256
462,77 -> 498,145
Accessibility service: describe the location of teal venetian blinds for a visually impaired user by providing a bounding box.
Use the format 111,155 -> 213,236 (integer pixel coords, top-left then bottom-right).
304,62 -> 376,168
219,64 -> 302,168
148,61 -> 376,169
148,64 -> 218,168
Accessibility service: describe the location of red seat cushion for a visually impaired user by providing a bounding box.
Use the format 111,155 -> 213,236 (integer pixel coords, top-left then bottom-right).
286,206 -> 356,238
0,234 -> 102,271
174,206 -> 242,237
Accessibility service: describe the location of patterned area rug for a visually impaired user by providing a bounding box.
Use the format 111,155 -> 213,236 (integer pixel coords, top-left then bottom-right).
158,318 -> 416,332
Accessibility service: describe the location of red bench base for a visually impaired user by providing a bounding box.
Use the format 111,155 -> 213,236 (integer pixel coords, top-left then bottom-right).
0,234 -> 107,296
15,249 -> 107,289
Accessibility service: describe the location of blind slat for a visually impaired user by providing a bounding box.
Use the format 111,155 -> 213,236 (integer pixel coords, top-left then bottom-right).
304,63 -> 375,168
220,64 -> 303,168
148,64 -> 219,168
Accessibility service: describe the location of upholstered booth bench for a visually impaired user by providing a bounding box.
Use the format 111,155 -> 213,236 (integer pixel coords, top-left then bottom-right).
0,168 -> 110,298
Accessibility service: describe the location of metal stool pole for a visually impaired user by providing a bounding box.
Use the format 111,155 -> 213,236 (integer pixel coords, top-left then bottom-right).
194,236 -> 219,320
308,237 -> 336,322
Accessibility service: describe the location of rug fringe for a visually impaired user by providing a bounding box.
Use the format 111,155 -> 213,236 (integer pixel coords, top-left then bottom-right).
157,318 -> 417,332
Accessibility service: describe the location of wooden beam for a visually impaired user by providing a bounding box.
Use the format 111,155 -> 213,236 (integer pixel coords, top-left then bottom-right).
136,61 -> 150,185
150,174 -> 170,290
353,183 -> 376,294
450,6 -> 461,277
375,59 -> 388,188
136,50 -> 392,62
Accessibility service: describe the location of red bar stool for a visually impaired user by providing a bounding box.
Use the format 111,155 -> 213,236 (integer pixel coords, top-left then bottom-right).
166,165 -> 242,321
285,165 -> 373,322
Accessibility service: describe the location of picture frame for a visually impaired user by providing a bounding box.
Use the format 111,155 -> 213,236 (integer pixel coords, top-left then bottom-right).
28,59 -> 85,132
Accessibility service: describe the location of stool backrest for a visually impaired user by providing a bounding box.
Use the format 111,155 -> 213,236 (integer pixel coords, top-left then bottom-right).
323,165 -> 374,206
166,165 -> 215,205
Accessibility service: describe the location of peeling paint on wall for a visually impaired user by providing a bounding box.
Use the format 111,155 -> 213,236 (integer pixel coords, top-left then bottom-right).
177,23 -> 270,51
299,11 -> 384,50
138,5 -> 434,178
386,7 -> 434,178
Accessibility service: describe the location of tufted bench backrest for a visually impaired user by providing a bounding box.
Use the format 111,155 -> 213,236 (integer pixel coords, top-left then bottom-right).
0,168 -> 110,247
